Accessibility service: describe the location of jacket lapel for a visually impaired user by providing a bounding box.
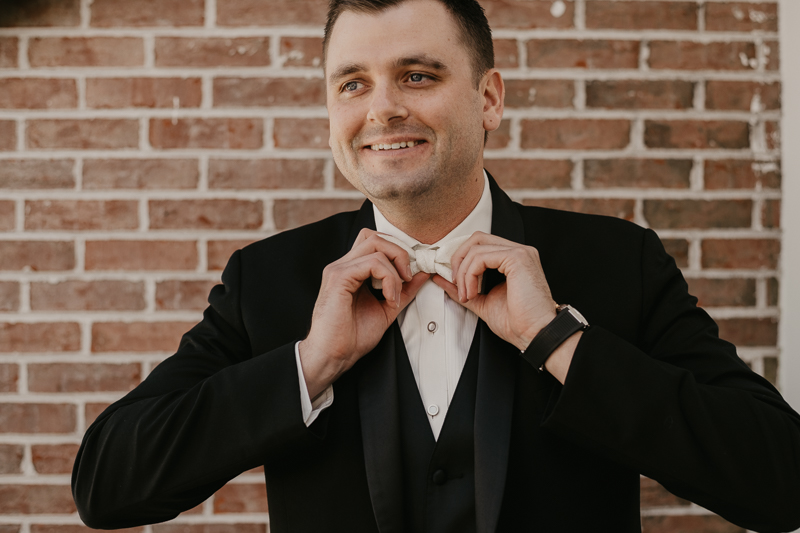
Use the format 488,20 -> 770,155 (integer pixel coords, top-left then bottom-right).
474,174 -> 527,533
357,323 -> 405,533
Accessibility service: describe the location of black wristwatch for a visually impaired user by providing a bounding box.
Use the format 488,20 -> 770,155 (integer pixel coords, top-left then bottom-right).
520,304 -> 589,372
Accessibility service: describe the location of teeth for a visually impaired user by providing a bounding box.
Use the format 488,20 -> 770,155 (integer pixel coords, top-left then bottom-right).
371,141 -> 418,151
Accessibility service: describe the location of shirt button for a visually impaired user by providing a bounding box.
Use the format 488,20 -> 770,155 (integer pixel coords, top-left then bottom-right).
427,404 -> 440,416
432,469 -> 448,485
427,321 -> 437,333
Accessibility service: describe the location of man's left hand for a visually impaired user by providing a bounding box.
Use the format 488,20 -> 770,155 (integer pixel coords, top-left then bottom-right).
431,232 -> 580,382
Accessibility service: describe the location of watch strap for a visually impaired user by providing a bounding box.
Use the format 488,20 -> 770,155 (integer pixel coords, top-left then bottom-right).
520,305 -> 587,372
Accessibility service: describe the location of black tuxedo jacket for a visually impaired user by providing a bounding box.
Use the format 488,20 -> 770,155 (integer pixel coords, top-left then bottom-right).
73,177 -> 800,533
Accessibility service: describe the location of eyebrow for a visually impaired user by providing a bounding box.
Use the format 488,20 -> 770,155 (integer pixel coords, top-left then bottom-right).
327,54 -> 450,86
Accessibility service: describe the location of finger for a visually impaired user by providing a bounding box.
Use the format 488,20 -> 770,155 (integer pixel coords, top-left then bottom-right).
450,231 -> 511,278
337,252 -> 405,304
455,244 -> 508,301
432,274 -> 484,314
348,233 -> 413,281
397,272 -> 430,310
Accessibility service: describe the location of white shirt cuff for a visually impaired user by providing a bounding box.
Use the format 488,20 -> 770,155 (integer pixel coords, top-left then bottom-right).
295,341 -> 334,427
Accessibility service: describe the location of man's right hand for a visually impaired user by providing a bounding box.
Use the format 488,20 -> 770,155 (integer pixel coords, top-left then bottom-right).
298,228 -> 429,399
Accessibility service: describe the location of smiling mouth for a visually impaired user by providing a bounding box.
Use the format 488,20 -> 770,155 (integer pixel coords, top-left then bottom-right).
368,140 -> 425,151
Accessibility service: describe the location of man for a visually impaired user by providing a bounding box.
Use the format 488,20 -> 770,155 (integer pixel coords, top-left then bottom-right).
72,1 -> 800,531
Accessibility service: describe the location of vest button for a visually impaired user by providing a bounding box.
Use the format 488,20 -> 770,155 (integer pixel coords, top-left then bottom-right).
427,404 -> 439,416
427,321 -> 437,333
432,469 -> 448,485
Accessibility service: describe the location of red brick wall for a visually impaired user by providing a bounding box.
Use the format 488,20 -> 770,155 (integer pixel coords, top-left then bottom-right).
0,1 -> 781,531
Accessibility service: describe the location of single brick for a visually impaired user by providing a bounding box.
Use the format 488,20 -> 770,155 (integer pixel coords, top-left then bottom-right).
584,159 -> 692,189
154,524 -> 266,533
273,118 -> 329,149
483,159 -> 572,189
0,121 -> 16,150
705,81 -> 781,111
666,240 -> 693,270
766,121 -> 780,150
274,199 -> 364,231
0,241 -> 75,271
482,0 -> 574,29
644,120 -> 749,149
30,280 -> 145,311
702,239 -> 780,270
28,363 -> 141,393
640,477 -> 690,508
207,240 -> 257,270
28,37 -> 144,67
493,39 -> 519,69
214,77 -> 325,107
586,80 -> 694,110
0,403 -> 76,433
521,119 -> 630,150
0,0 -> 80,27
156,280 -> 217,310
0,37 -> 18,68
704,160 -> 780,190
85,240 -> 198,271
763,199 -> 780,229
92,321 -> 194,352
0,484 -> 76,514
527,40 -> 639,69
485,119 -> 511,150
83,159 -> 199,189
149,199 -> 263,230
0,444 -> 23,474
27,119 -> 139,150
503,79 -> 574,108
587,1 -> 697,30
768,278 -> 779,306
87,78 -> 202,109
213,483 -> 268,513
0,159 -> 74,189
150,118 -> 263,149
522,198 -> 635,221
764,40 -> 779,71
648,41 -> 756,71
0,526 -> 19,533
644,199 -> 752,229
687,278 -> 756,307
155,37 -> 270,67
31,444 -> 81,474
718,318 -> 778,347
0,363 -> 19,392
25,200 -> 138,231
280,37 -> 323,68
0,78 -> 77,109
217,0 -> 327,26
706,3 -> 778,32
90,0 -> 204,27
85,403 -> 111,427
642,515 -> 745,533
0,283 -> 19,312
209,159 -> 325,189
0,322 -> 81,353
0,201 -> 14,230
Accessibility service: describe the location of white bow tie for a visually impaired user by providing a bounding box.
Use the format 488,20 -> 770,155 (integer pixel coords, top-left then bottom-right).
371,234 -> 470,289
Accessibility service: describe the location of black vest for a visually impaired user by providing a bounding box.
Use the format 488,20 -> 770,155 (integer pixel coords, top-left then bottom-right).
395,328 -> 480,533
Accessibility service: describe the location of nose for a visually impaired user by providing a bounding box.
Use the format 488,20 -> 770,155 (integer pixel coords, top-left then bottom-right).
366,83 -> 408,125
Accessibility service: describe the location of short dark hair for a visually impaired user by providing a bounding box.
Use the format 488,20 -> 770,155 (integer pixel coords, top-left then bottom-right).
323,0 -> 494,87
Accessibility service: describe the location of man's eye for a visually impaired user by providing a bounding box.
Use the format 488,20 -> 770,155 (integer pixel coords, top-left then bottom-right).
343,81 -> 361,92
409,73 -> 426,83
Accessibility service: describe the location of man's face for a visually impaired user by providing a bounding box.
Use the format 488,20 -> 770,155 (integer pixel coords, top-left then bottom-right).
325,0 -> 497,208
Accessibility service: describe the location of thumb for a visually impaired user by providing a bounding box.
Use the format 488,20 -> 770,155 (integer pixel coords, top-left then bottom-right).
397,272 -> 430,310
431,274 -> 485,314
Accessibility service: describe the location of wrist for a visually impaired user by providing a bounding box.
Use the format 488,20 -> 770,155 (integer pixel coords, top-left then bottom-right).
520,304 -> 588,374
297,338 -> 347,399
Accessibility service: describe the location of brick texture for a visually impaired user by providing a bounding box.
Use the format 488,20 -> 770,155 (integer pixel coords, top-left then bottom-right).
0,1 -> 785,531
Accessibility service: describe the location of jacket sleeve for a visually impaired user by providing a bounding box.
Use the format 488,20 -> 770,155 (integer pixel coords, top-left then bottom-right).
542,228 -> 800,533
72,249 -> 313,529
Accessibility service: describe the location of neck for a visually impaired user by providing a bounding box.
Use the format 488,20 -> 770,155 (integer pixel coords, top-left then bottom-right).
375,171 -> 485,244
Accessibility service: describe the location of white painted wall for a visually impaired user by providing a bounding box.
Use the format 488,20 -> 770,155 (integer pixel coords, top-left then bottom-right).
778,0 -> 800,410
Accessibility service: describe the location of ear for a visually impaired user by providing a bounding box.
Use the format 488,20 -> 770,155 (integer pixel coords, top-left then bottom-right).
480,69 -> 504,132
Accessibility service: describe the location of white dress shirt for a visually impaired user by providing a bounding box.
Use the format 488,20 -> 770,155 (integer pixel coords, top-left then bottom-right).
296,173 -> 493,440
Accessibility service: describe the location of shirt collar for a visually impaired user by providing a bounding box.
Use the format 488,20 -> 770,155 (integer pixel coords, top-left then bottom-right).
373,171 -> 493,247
